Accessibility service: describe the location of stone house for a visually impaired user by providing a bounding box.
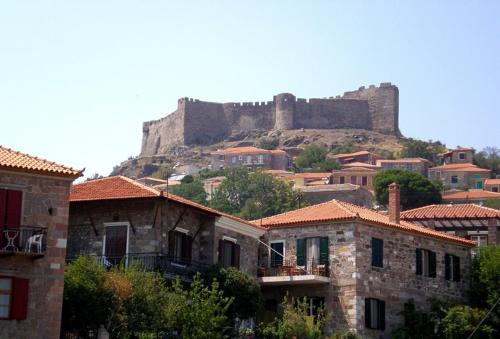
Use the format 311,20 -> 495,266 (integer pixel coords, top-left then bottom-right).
438,147 -> 474,165
299,183 -> 373,208
428,163 -> 490,190
284,172 -> 333,188
254,184 -> 474,338
333,151 -> 380,165
441,190 -> 500,205
331,166 -> 378,191
210,146 -> 290,171
67,176 -> 265,279
401,204 -> 499,246
0,146 -> 82,339
376,158 -> 432,177
485,178 -> 500,192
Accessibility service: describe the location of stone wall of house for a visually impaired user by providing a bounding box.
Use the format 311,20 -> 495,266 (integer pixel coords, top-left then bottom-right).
0,171 -> 73,339
429,170 -> 490,189
354,223 -> 471,338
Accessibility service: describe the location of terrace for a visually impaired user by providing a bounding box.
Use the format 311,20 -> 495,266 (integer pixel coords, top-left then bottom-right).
257,258 -> 330,286
0,225 -> 47,259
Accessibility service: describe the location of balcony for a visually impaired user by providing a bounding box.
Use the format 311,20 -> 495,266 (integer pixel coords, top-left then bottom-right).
67,253 -> 213,282
0,226 -> 47,259
257,259 -> 330,286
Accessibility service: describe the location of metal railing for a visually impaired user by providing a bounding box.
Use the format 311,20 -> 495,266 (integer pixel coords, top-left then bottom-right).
258,258 -> 329,278
0,226 -> 47,255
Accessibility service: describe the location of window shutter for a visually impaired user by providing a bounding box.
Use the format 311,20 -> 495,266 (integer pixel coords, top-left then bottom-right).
416,249 -> 422,275
296,239 -> 306,266
168,231 -> 175,258
453,256 -> 460,282
319,237 -> 329,265
11,278 -> 29,320
444,254 -> 451,280
233,244 -> 240,269
0,189 -> 6,227
218,239 -> 224,265
185,235 -> 192,264
6,190 -> 22,228
372,238 -> 383,268
429,251 -> 437,277
365,298 -> 372,328
379,300 -> 386,331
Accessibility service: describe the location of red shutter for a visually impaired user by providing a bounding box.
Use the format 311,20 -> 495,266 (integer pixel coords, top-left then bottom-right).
6,190 -> 22,228
11,278 -> 29,320
0,189 -> 7,227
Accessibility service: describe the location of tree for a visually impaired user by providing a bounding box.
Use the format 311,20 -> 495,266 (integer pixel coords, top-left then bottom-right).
209,168 -> 304,220
484,199 -> 500,210
474,147 -> 500,177
259,137 -> 279,150
373,169 -> 442,210
296,144 -> 340,172
85,173 -> 104,181
169,179 -> 208,205
471,245 -> 500,309
438,306 -> 494,339
400,138 -> 447,162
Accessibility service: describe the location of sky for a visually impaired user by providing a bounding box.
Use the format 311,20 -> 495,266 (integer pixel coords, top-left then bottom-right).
1,1 -> 499,179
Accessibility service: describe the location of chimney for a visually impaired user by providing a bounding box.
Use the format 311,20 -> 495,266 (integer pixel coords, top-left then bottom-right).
388,182 -> 400,224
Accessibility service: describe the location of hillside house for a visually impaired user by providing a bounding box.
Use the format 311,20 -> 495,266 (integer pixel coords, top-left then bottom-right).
376,158 -> 432,177
254,184 -> 474,338
442,190 -> 500,204
0,146 -> 82,339
428,163 -> 490,190
331,166 -> 378,191
67,176 -> 265,280
210,147 -> 290,171
332,151 -> 380,165
401,204 -> 499,246
299,183 -> 373,208
485,178 -> 500,192
438,147 -> 474,165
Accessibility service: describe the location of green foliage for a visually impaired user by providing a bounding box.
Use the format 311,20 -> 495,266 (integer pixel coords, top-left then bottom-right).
169,179 -> 208,205
259,137 -> 280,150
378,149 -> 395,160
471,245 -> 500,309
400,138 -> 447,162
483,199 -> 500,210
198,168 -> 227,180
438,306 -> 494,339
209,168 -> 304,220
85,173 -> 104,181
202,266 -> 263,320
256,296 -> 326,339
181,174 -> 194,183
391,301 -> 436,339
331,144 -> 360,155
296,144 -> 340,172
150,165 -> 172,179
474,147 -> 500,177
373,169 -> 442,210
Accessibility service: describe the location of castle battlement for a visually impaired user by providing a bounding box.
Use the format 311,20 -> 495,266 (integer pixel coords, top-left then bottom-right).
140,84 -> 400,156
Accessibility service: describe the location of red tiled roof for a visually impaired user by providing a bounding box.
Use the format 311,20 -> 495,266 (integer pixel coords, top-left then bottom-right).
285,173 -> 332,180
442,190 -> 500,201
401,204 -> 500,220
429,163 -> 490,173
263,170 -> 294,175
333,151 -> 372,159
70,176 -> 264,230
252,200 -> 474,246
211,146 -> 286,155
485,179 -> 500,185
377,158 -> 431,164
341,162 -> 381,169
0,146 -> 83,178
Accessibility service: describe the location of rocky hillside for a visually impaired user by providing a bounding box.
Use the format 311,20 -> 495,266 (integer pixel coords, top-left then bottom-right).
111,128 -> 406,178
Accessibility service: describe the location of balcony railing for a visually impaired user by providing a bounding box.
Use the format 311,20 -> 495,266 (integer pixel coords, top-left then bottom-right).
258,258 -> 329,278
0,226 -> 47,258
67,253 -> 213,281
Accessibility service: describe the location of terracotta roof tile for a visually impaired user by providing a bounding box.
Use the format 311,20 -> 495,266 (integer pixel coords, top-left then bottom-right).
429,163 -> 490,173
0,146 -> 83,178
442,190 -> 500,201
401,204 -> 500,219
485,179 -> 500,185
333,151 -> 372,159
253,200 -> 474,246
377,158 -> 431,164
341,162 -> 381,169
211,146 -> 286,155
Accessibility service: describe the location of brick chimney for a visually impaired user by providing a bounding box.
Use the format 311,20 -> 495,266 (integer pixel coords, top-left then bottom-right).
388,182 -> 400,224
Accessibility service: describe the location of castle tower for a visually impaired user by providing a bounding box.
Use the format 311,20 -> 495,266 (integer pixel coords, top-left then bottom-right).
274,93 -> 295,130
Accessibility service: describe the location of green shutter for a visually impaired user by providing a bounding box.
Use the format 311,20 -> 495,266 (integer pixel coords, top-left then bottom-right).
297,238 -> 306,266
319,237 -> 329,265
365,298 -> 372,328
445,254 -> 451,280
379,300 -> 386,330
429,251 -> 437,277
453,256 -> 460,282
371,238 -> 383,268
416,248 -> 422,275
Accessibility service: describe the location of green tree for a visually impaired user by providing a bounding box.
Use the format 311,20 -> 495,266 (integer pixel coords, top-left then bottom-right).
296,144 -> 340,172
259,137 -> 280,150
484,199 -> 500,210
474,147 -> 500,177
400,138 -> 447,162
198,168 -> 227,180
332,144 -> 360,155
438,306 -> 494,339
373,169 -> 442,210
169,179 -> 208,205
471,245 -> 500,309
202,266 -> 263,320
209,168 -> 304,220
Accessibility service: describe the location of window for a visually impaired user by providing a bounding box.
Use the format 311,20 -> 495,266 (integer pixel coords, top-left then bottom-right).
296,237 -> 328,268
218,155 -> 224,161
264,299 -> 278,313
339,176 -> 345,184
0,189 -> 23,228
0,277 -> 29,320
405,164 -> 413,171
451,175 -> 458,184
305,297 -> 324,317
270,241 -> 284,267
238,155 -> 243,161
246,155 -> 252,164
362,176 -> 368,186
350,176 -> 357,185
416,248 -> 436,277
257,155 -> 264,164
231,156 -> 237,164
459,152 -> 466,160
444,254 -> 460,281
371,238 -> 383,268
168,230 -> 192,264
218,239 -> 240,268
493,187 -> 499,193
436,171 -> 441,180
470,235 -> 488,246
365,298 -> 385,330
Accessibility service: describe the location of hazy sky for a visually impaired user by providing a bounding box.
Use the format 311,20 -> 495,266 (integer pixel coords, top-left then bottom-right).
1,1 -> 499,178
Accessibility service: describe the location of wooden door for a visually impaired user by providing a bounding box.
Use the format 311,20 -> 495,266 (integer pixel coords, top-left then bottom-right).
105,226 -> 127,265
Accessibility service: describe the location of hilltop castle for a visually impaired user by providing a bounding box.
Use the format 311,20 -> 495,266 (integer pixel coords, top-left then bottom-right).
140,83 -> 400,156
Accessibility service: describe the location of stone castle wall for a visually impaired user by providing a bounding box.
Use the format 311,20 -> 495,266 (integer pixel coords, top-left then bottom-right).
140,83 -> 400,156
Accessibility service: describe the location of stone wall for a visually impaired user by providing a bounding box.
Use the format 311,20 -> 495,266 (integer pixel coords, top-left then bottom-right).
140,83 -> 400,156
0,171 -> 73,339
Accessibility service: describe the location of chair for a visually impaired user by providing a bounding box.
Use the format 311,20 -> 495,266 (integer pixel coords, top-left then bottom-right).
25,233 -> 43,253
2,230 -> 20,252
